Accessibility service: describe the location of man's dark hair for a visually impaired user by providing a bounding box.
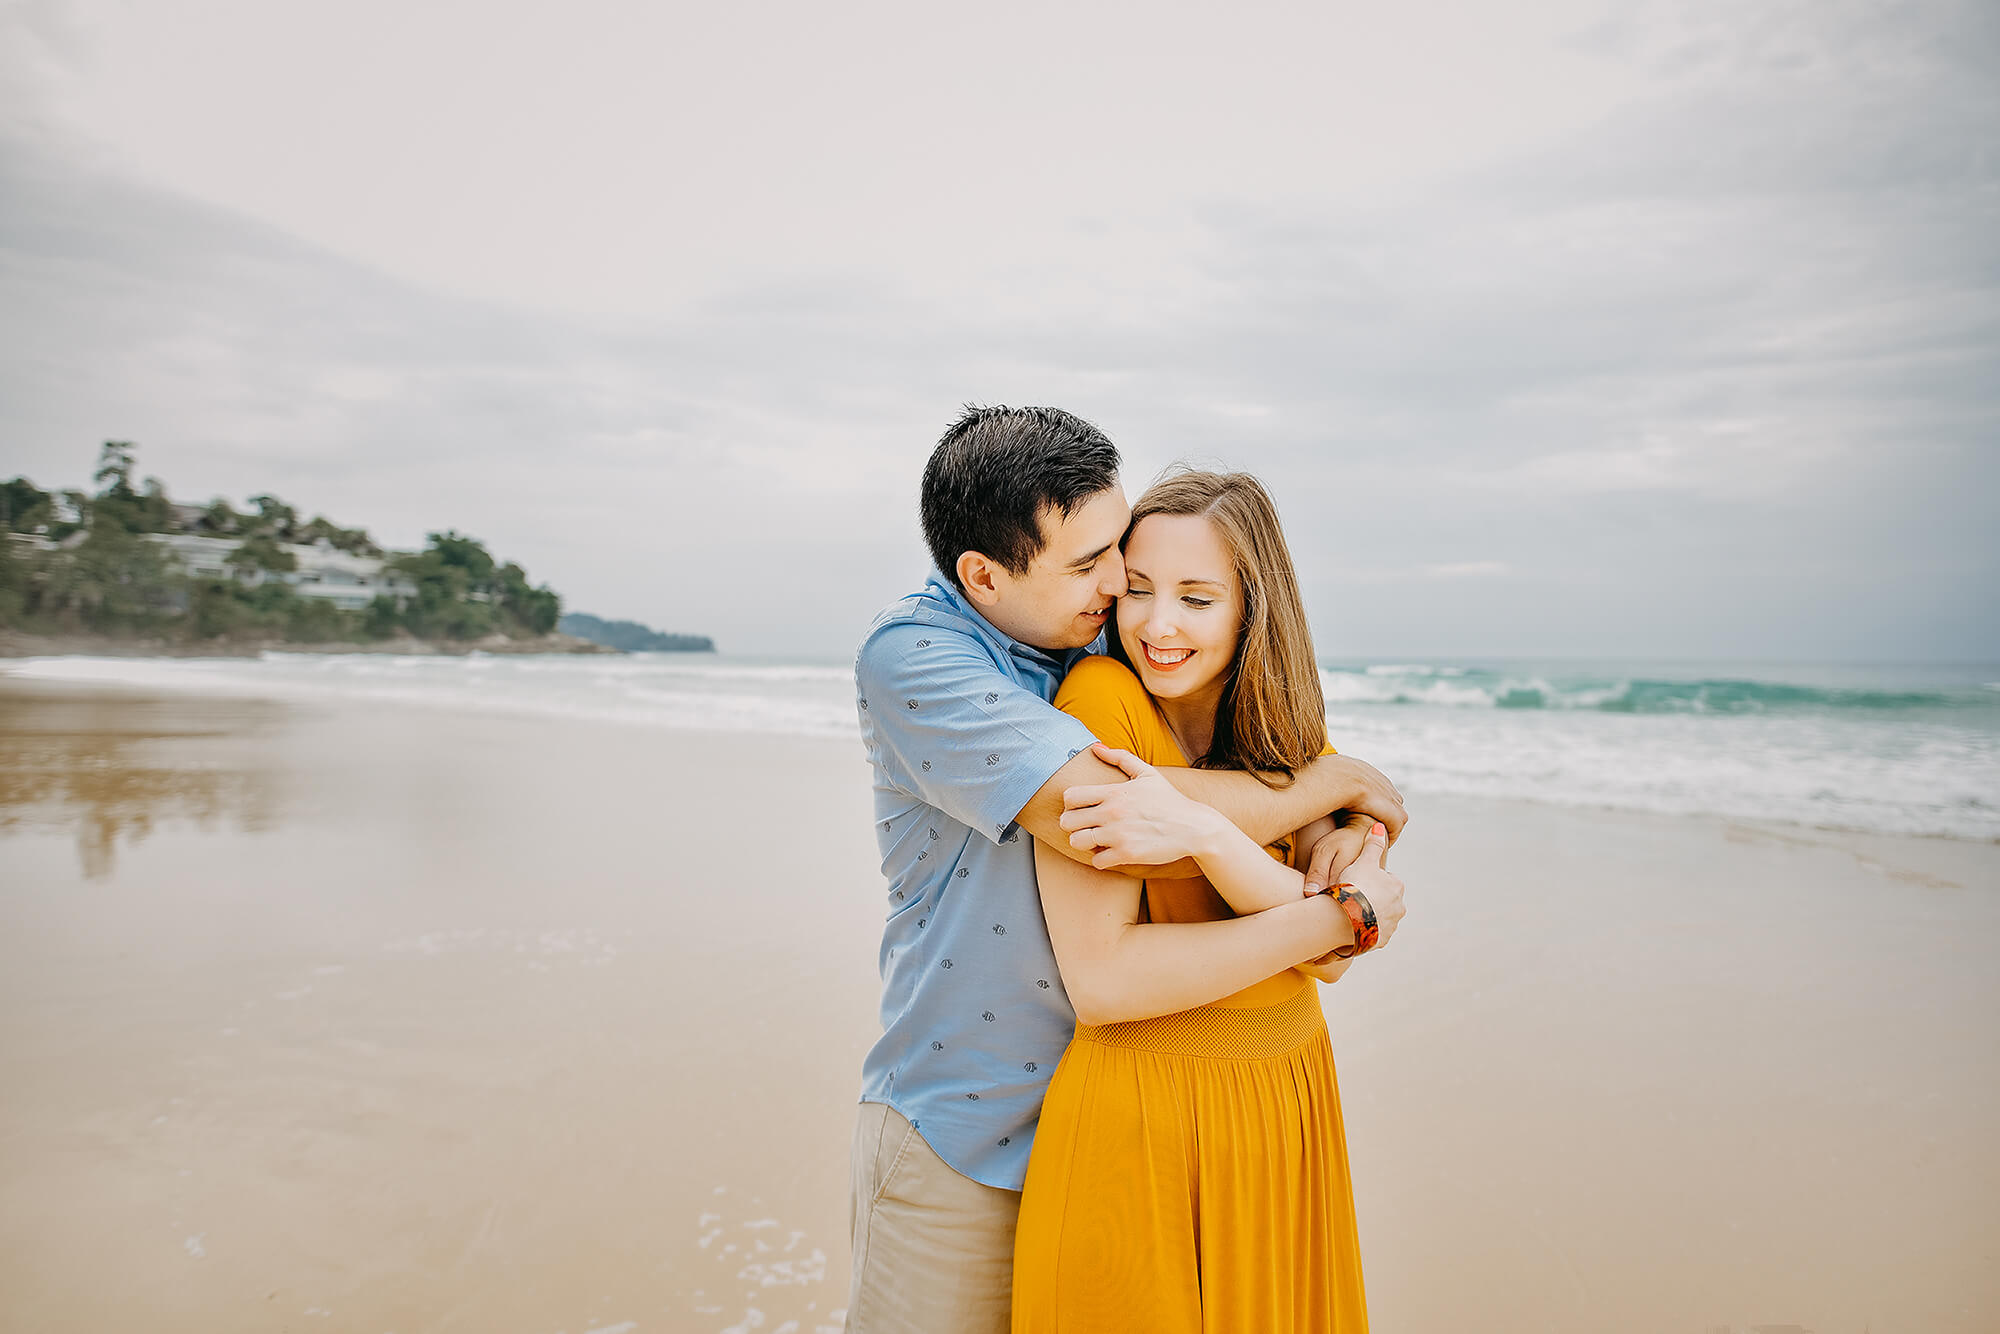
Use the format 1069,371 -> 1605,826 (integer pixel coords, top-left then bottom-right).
921,405 -> 1121,588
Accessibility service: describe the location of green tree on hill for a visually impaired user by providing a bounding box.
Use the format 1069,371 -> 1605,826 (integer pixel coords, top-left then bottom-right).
391,530 -> 561,640
248,494 -> 299,542
93,441 -> 135,496
427,529 -> 496,582
198,499 -> 242,536
497,560 -> 560,635
3,441 -> 584,647
35,516 -> 176,631
295,514 -> 379,555
226,534 -> 297,574
85,442 -> 175,535
1,478 -> 53,533
361,594 -> 402,640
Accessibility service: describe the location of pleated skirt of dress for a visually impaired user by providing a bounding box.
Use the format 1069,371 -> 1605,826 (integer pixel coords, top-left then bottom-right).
1011,979 -> 1368,1334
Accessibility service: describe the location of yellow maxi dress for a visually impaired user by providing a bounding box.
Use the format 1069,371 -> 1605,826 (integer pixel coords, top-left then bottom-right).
1011,655 -> 1369,1333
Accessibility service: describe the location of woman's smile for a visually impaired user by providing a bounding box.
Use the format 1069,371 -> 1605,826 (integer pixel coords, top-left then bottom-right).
1140,641 -> 1195,670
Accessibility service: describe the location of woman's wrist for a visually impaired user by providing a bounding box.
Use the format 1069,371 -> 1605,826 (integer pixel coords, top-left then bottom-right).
1188,804 -> 1248,869
1324,882 -> 1380,958
1306,890 -> 1355,963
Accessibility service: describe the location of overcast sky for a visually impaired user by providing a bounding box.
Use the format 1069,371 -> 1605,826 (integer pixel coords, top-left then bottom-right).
3,0 -> 1995,659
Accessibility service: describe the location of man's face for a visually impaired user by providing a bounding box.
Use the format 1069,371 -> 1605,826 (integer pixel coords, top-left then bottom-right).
980,484 -> 1132,652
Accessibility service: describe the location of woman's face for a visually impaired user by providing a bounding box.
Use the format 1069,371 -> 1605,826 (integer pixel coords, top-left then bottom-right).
1117,513 -> 1242,708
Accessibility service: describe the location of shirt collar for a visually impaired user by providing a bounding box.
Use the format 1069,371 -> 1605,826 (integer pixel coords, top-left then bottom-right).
921,569 -> 1101,674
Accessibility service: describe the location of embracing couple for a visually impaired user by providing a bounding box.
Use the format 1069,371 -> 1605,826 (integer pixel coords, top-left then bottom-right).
848,406 -> 1411,1333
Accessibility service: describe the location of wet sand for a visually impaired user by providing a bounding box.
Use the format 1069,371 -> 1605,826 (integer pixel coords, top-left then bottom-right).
0,678 -> 1994,1334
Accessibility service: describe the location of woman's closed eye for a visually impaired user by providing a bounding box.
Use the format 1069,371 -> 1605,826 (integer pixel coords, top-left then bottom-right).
1124,587 -> 1214,608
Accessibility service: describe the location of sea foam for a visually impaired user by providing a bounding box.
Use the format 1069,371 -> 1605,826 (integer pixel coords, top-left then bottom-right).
10,652 -> 1996,840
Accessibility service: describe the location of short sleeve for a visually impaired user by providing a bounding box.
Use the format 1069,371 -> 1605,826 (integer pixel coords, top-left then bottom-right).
1052,655 -> 1172,767
857,622 -> 1099,845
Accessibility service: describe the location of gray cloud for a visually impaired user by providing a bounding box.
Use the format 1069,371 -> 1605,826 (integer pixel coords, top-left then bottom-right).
2,0 -> 1995,659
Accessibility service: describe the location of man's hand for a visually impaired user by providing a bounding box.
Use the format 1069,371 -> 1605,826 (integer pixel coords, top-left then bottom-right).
1322,754 -> 1408,848
1060,743 -> 1229,870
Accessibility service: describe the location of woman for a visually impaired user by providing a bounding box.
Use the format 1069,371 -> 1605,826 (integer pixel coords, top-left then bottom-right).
1011,470 -> 1403,1332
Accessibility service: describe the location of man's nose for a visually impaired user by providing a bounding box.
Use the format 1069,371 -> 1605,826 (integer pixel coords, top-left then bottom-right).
1100,551 -> 1129,598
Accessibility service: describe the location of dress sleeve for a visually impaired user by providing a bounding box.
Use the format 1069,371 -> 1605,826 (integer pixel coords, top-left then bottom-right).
1052,655 -> 1166,766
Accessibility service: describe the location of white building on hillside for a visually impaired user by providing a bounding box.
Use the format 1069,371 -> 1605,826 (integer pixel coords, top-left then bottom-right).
285,541 -> 419,610
144,534 -> 419,611
148,533 -> 238,581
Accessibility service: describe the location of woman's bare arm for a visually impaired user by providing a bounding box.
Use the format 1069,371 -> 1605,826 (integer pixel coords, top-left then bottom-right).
1033,840 -> 1353,1026
1182,811 -> 1314,916
1289,814 -> 1357,984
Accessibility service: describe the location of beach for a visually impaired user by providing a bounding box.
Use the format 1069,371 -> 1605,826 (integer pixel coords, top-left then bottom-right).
1,674 -> 1995,1334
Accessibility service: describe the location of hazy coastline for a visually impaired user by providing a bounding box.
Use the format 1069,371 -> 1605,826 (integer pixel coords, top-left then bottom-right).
0,630 -> 617,659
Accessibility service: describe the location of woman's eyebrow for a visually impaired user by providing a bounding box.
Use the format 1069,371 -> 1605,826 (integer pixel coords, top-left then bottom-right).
1125,567 -> 1225,590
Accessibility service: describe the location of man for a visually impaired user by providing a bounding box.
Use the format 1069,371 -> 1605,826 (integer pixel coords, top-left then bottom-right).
847,405 -> 1408,1332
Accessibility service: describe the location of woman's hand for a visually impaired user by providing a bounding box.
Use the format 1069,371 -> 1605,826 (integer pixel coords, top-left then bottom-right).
1307,821 -> 1406,963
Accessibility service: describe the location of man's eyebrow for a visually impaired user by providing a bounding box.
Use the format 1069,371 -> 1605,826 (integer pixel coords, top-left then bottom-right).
1065,541 -> 1118,571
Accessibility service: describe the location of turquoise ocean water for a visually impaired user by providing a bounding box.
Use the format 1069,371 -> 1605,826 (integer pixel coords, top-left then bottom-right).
12,653 -> 1998,841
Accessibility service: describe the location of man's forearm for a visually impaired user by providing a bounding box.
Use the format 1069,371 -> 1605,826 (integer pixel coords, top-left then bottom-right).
1063,895 -> 1353,1026
1161,759 -> 1358,848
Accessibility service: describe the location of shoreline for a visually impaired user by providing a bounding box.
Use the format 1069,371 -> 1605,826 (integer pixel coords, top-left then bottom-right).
0,629 -> 627,658
3,666 -> 1993,851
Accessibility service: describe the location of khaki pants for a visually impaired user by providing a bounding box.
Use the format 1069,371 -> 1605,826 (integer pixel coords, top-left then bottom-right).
846,1100 -> 1021,1334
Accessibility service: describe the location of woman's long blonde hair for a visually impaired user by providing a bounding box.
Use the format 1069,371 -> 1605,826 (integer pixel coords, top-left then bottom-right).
1112,469 -> 1327,786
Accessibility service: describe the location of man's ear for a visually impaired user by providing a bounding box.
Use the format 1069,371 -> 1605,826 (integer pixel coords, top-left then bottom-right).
956,551 -> 1005,607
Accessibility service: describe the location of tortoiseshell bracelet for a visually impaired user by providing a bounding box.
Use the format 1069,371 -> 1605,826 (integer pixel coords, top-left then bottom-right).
1321,882 -> 1380,959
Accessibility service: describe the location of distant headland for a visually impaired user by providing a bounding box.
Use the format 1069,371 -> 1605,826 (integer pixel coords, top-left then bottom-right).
558,613 -> 714,653
1,442 -> 711,657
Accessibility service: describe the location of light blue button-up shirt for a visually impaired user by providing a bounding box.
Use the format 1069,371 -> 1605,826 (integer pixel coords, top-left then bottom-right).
853,572 -> 1102,1190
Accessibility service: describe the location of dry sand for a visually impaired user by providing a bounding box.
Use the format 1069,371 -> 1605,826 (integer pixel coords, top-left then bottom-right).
0,678 -> 1994,1334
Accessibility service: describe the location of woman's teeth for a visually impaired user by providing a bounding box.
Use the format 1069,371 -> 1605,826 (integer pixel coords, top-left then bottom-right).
1144,644 -> 1193,666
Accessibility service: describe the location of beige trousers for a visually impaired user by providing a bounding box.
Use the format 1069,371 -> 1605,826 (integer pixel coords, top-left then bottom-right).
846,1100 -> 1021,1334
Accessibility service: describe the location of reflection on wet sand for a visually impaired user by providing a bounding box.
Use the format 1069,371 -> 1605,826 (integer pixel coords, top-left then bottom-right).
0,682 -> 285,877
